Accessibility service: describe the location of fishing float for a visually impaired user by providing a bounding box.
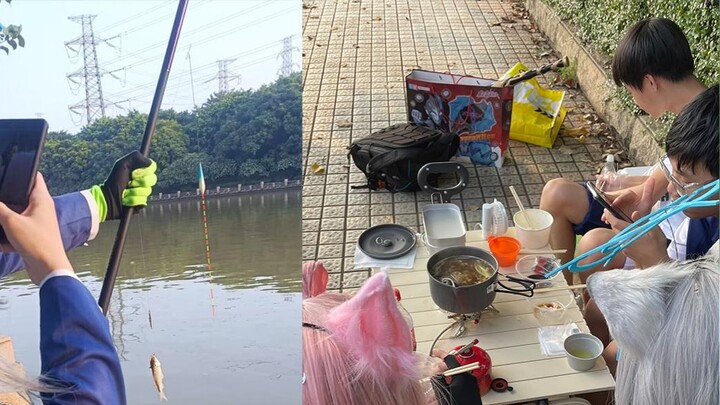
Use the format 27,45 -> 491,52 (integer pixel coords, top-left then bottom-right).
198,163 -> 217,316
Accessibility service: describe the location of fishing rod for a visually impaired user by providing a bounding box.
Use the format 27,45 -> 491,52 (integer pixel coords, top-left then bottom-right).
98,0 -> 189,315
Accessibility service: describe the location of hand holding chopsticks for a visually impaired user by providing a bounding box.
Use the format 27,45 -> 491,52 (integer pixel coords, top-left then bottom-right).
443,361 -> 480,377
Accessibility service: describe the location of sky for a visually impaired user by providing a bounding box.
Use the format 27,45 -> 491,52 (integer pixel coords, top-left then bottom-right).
0,0 -> 301,133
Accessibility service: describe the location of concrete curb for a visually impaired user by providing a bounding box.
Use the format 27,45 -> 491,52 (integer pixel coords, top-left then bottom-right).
526,0 -> 665,166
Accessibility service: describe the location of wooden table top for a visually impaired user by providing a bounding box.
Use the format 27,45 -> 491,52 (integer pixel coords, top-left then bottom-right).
377,229 -> 615,404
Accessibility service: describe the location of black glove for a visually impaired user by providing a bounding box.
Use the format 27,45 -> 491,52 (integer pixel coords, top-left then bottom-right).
432,355 -> 483,405
98,151 -> 155,221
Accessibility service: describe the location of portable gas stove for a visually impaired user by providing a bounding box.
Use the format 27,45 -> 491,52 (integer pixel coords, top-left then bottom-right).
446,304 -> 500,338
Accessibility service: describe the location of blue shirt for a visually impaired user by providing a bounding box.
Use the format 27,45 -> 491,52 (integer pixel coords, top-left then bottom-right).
39,275 -> 126,404
0,192 -> 92,279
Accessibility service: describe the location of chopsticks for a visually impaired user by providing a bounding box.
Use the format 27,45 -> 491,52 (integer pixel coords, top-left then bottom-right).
448,339 -> 478,356
519,248 -> 567,255
443,362 -> 480,377
534,283 -> 587,293
509,185 -> 535,230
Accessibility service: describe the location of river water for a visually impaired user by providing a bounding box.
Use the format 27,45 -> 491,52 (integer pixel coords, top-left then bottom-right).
0,191 -> 302,404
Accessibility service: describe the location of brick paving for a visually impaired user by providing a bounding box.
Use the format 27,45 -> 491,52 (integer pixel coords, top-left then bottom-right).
301,0 -> 620,291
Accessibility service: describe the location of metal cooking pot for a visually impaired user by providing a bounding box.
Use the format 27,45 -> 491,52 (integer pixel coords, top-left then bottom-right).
427,246 -> 535,314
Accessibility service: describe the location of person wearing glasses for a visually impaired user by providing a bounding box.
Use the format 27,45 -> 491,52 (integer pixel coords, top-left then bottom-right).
581,84 -> 718,376
538,18 -> 708,285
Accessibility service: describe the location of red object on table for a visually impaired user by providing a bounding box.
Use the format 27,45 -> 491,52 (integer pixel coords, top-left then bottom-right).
453,345 -> 493,395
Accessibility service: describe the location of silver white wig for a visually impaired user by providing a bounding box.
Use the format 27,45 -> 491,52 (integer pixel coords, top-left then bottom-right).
588,256 -> 719,405
0,355 -> 56,400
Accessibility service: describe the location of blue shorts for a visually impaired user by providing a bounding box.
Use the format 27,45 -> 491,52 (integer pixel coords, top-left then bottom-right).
571,188 -> 611,236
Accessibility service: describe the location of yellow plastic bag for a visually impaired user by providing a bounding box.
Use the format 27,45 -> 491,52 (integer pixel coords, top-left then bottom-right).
500,63 -> 567,148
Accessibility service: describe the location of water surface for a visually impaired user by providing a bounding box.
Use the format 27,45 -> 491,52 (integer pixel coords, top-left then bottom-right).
0,191 -> 301,404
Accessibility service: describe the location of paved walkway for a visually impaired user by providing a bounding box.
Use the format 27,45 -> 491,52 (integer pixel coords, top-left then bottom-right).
302,0 -> 624,291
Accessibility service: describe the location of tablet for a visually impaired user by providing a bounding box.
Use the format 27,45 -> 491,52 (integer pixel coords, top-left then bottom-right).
0,119 -> 47,211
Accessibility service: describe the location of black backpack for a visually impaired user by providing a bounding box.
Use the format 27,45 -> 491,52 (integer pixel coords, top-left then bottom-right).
347,123 -> 459,192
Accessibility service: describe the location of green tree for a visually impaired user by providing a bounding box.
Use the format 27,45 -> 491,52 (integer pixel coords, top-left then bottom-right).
41,73 -> 301,194
0,0 -> 26,55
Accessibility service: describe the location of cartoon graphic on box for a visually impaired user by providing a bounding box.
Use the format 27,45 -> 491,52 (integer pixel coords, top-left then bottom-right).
448,96 -> 497,135
410,93 -> 446,130
458,141 -> 502,166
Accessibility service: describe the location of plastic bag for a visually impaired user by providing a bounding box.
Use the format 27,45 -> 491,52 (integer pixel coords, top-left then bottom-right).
499,63 -> 567,148
537,322 -> 581,356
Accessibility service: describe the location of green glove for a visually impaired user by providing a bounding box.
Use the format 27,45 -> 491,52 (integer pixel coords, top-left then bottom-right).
89,151 -> 158,222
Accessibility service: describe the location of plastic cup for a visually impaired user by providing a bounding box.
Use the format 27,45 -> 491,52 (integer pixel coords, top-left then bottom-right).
513,209 -> 554,249
488,236 -> 521,267
563,333 -> 603,371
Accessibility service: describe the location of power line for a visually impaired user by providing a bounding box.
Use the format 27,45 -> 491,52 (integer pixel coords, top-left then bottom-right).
100,2 -> 281,70
102,38 -> 289,101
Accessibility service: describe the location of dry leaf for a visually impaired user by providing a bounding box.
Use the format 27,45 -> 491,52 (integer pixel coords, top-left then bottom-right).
562,126 -> 589,137
337,121 -> 353,128
372,16 -> 382,21
310,163 -> 325,174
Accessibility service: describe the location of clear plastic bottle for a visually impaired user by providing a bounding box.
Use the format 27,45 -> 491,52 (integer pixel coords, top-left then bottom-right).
597,154 -> 619,191
394,288 -> 417,351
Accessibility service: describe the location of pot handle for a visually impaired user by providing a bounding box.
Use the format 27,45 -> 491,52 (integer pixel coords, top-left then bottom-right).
496,275 -> 535,297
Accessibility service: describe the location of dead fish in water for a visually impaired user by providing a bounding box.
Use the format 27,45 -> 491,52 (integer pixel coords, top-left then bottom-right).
150,354 -> 168,401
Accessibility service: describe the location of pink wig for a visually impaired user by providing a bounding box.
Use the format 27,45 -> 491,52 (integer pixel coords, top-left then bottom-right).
303,261 -> 328,298
302,272 -> 432,405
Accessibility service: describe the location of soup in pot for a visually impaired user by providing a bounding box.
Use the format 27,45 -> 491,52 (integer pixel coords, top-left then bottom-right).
431,255 -> 495,286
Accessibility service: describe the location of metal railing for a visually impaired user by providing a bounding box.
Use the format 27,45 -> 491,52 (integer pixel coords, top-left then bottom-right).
148,179 -> 302,201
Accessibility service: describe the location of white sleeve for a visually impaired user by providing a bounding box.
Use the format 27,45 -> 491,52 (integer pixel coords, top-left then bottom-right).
666,218 -> 690,261
38,269 -> 80,290
80,189 -> 100,241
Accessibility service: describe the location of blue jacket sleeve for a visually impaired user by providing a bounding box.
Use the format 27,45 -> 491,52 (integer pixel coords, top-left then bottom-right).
39,276 -> 126,405
0,192 -> 92,279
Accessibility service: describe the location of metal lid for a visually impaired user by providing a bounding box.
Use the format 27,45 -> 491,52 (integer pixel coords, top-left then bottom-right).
358,224 -> 417,260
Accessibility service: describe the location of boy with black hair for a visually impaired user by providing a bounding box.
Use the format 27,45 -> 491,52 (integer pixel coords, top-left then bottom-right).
539,18 -> 708,284
584,84 -> 719,374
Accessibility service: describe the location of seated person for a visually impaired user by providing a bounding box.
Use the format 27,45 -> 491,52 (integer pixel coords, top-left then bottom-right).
302,261 -> 482,405
539,18 -> 707,284
575,85 -> 719,302
587,255 -> 718,405
0,172 -> 126,404
581,84 -> 718,365
0,151 -> 156,278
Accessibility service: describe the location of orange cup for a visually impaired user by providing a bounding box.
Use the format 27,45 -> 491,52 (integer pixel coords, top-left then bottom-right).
488,236 -> 521,267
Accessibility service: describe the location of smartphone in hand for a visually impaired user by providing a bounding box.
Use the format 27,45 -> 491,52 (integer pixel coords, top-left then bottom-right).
0,119 -> 48,241
585,181 -> 634,223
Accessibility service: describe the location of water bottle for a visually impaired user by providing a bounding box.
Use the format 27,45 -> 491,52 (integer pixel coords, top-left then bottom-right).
597,154 -> 618,191
394,288 -> 417,351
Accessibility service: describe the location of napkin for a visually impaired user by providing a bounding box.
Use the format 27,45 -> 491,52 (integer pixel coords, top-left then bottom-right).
353,245 -> 417,269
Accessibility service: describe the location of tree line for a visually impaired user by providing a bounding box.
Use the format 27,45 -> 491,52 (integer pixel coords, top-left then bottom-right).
42,73 -> 301,195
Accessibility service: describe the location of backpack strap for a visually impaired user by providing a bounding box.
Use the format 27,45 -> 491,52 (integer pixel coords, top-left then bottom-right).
366,148 -> 421,174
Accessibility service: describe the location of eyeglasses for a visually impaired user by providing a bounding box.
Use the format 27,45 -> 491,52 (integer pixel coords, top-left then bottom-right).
659,154 -> 708,196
